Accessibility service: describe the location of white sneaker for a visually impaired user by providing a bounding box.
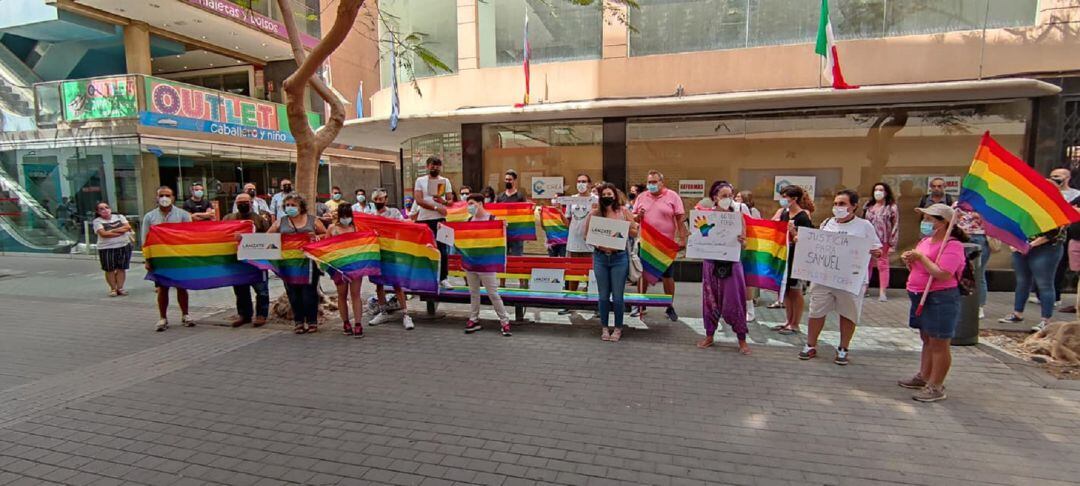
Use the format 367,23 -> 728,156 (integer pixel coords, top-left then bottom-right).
181,314 -> 195,327
155,319 -> 168,332
1028,296 -> 1040,304
440,279 -> 454,289
978,307 -> 985,319
403,315 -> 415,330
1032,319 -> 1049,333
369,311 -> 394,326
745,305 -> 756,322
878,294 -> 887,302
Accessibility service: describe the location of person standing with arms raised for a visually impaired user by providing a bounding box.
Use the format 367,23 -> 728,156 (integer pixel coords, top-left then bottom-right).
632,170 -> 687,321
413,157 -> 453,289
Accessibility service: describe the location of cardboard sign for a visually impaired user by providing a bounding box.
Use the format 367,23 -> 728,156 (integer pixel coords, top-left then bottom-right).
678,180 -> 706,199
686,210 -> 742,262
435,223 -> 455,247
585,216 -> 631,250
773,176 -> 817,201
238,233 -> 282,260
790,227 -> 873,295
530,268 -> 566,292
531,177 -> 564,199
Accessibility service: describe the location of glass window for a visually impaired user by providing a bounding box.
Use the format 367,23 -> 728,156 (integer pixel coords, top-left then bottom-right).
885,0 -> 1038,37
380,0 -> 458,87
402,132 -> 462,199
746,0 -> 817,47
630,0 -> 749,56
626,100 -> 1031,270
478,0 -> 602,67
222,73 -> 250,96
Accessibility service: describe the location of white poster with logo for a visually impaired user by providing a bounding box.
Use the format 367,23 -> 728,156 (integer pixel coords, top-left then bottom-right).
435,223 -> 455,247
686,210 -> 742,262
530,268 -> 566,292
678,180 -> 706,199
773,176 -> 817,201
585,216 -> 631,250
530,176 -> 564,199
238,233 -> 282,260
790,227 -> 873,295
555,196 -> 593,207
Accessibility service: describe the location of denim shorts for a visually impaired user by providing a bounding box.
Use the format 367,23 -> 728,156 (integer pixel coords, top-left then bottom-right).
907,287 -> 961,339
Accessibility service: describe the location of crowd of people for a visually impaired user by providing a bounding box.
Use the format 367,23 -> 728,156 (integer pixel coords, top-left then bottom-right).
92,158 -> 1080,404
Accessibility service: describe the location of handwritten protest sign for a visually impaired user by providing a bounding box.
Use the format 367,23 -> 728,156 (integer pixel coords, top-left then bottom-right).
686,210 -> 742,262
585,216 -> 630,250
790,227 -> 873,294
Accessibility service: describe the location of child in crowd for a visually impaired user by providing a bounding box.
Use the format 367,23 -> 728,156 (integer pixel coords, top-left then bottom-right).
461,194 -> 512,336
328,205 -> 364,338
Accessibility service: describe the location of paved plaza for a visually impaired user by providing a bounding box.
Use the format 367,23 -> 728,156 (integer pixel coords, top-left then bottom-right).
1,254 -> 1078,486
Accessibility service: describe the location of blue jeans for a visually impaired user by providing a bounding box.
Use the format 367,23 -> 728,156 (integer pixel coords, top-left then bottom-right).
507,240 -> 525,256
1012,242 -> 1064,319
593,251 -> 629,328
968,234 -> 991,306
547,244 -> 566,257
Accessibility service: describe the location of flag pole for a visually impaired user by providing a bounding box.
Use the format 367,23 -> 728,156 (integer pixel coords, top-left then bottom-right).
778,223 -> 791,299
914,211 -> 959,317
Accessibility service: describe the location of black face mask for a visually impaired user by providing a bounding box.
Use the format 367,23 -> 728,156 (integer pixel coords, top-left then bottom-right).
505,182 -> 513,190
246,189 -> 257,198
600,196 -> 615,207
428,168 -> 440,177
628,193 -> 637,201
237,202 -> 251,214
282,184 -> 292,192
374,202 -> 386,210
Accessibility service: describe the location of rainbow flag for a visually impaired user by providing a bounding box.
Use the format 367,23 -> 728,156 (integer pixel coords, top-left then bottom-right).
143,221 -> 264,290
959,132 -> 1080,253
741,215 -> 788,292
302,231 -> 381,282
445,201 -> 470,222
249,233 -> 313,285
540,206 -> 568,245
444,220 -> 506,273
638,220 -> 680,284
486,202 -> 536,242
356,214 -> 440,291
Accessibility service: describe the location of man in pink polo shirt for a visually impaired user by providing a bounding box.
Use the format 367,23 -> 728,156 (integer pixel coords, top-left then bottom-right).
633,170 -> 687,321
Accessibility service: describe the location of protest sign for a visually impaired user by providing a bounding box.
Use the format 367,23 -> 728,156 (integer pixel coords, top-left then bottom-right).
238,233 -> 282,260
686,210 -> 742,262
435,223 -> 455,247
555,196 -> 593,207
790,227 -> 873,295
530,268 -> 566,292
585,216 -> 630,250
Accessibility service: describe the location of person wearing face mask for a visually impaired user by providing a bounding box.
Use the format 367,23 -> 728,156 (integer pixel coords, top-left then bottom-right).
458,193 -> 513,336
901,204 -> 968,402
268,193 -> 328,334
1048,168 -> 1079,312
223,192 -> 271,328
459,185 -> 471,201
586,183 -> 639,342
771,185 -> 816,335
183,182 -> 215,221
553,173 -> 599,315
142,186 -> 193,332
481,186 -> 496,205
232,183 -> 271,216
325,205 -> 366,337
413,157 -> 454,288
693,182 -> 751,355
863,182 -> 899,302
92,202 -> 133,297
631,170 -> 687,321
366,189 -> 415,330
269,178 -> 295,220
917,177 -> 953,209
352,188 -> 375,215
497,170 -> 529,259
798,190 -> 882,365
325,186 -> 346,213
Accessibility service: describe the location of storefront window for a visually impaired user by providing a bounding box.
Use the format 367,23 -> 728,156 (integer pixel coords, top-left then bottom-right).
629,0 -> 1038,56
402,132 -> 462,204
478,0 -> 602,67
379,0 -> 458,87
626,100 -> 1031,270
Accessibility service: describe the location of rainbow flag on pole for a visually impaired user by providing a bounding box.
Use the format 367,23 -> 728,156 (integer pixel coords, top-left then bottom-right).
356,214 -> 440,291
959,132 -> 1080,253
302,231 -> 381,282
638,220 -> 680,284
444,220 -> 506,273
741,216 -> 789,292
540,206 -> 568,245
249,233 -> 313,285
445,201 -> 470,222
486,202 -> 536,242
143,221 -> 264,290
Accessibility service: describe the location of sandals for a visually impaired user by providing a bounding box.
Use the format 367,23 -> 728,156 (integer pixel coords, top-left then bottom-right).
777,327 -> 799,335
766,301 -> 785,309
294,324 -> 305,334
738,343 -> 752,355
696,337 -> 714,349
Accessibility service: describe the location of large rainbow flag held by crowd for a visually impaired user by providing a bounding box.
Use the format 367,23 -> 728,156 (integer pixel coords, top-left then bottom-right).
638,220 -> 680,284
143,220 -> 264,290
249,233 -> 313,285
302,231 -> 382,282
741,216 -> 789,292
444,220 -> 507,273
958,132 -> 1080,253
486,202 -> 536,241
356,214 -> 440,292
445,201 -> 470,222
539,206 -> 568,245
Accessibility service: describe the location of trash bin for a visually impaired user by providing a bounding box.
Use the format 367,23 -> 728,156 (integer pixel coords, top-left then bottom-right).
952,242 -> 982,346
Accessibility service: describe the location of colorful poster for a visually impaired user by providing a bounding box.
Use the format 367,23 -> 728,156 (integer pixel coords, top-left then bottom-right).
140,77 -> 321,144
686,210 -> 742,262
61,76 -> 139,121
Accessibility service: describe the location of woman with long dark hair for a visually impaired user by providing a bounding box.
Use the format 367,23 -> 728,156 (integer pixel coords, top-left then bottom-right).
864,182 -> 899,301
772,185 -> 814,335
585,183 -> 639,342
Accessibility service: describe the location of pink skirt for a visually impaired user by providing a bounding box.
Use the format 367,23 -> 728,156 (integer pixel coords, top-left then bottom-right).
1069,240 -> 1080,272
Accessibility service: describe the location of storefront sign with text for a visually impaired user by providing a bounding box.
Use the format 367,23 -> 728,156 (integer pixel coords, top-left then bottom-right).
61,76 -> 138,121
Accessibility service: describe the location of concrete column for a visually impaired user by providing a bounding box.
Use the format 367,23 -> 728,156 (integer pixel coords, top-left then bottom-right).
137,153 -> 160,222
457,0 -> 479,70
123,21 -> 152,75
602,0 -> 629,59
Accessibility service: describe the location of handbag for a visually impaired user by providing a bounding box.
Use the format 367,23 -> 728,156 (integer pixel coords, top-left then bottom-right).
628,239 -> 643,284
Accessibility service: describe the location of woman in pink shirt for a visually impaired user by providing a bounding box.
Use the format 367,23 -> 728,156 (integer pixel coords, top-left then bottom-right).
900,204 -> 968,403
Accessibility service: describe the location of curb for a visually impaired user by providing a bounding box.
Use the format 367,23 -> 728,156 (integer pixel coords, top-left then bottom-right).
977,341 -> 1080,390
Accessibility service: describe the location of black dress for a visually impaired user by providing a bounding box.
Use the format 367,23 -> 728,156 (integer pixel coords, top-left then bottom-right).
779,208 -> 814,291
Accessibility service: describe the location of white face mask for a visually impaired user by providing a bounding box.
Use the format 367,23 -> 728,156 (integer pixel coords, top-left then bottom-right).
339,217 -> 352,226
717,197 -> 733,210
873,190 -> 885,201
576,182 -> 589,193
832,206 -> 849,219
158,196 -> 172,208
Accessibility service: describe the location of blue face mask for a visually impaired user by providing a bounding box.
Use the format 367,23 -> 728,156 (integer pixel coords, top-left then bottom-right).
467,204 -> 478,216
920,221 -> 935,236
779,198 -> 790,208
285,206 -> 300,217
332,193 -> 342,201
647,183 -> 660,194
356,195 -> 366,203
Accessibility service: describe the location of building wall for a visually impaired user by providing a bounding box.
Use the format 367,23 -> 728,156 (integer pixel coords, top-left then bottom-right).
322,0 -> 382,119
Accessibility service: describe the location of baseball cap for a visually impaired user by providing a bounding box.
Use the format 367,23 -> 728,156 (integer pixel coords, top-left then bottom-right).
915,203 -> 954,221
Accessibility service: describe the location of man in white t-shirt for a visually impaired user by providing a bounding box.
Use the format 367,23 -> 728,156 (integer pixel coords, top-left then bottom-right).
412,156 -> 453,288
799,189 -> 883,365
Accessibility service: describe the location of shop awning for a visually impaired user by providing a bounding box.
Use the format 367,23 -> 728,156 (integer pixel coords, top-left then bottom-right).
336,78 -> 1060,152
